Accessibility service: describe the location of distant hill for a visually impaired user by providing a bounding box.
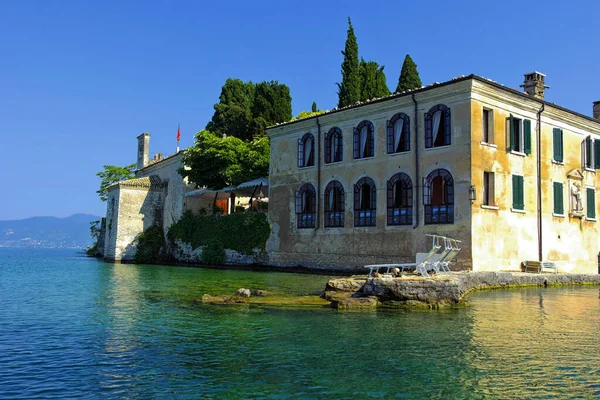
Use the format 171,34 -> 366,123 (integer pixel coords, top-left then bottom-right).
0,214 -> 101,249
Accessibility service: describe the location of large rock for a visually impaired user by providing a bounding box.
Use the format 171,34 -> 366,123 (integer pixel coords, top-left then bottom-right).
236,288 -> 251,298
325,277 -> 366,292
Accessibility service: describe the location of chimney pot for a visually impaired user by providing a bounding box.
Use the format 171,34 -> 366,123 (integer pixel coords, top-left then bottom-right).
137,133 -> 150,170
593,101 -> 600,120
520,71 -> 549,100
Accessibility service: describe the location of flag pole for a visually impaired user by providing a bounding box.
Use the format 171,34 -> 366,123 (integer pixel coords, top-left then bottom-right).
176,123 -> 180,152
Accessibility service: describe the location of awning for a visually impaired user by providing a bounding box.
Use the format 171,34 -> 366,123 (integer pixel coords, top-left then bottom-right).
185,179 -> 268,199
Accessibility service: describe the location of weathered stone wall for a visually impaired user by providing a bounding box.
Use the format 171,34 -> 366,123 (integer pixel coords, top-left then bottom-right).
172,239 -> 267,265
471,80 -> 600,274
103,186 -> 163,261
136,153 -> 185,233
267,80 -> 473,270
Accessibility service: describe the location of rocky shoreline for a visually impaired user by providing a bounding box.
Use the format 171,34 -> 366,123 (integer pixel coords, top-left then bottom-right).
324,271 -> 600,309
195,271 -> 600,310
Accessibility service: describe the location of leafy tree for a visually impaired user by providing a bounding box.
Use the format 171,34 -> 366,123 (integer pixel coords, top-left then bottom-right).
96,164 -> 136,201
395,54 -> 422,93
337,17 -> 360,108
359,59 -> 391,101
252,81 -> 292,128
206,78 -> 255,141
85,220 -> 101,256
181,130 -> 269,189
311,102 -> 317,112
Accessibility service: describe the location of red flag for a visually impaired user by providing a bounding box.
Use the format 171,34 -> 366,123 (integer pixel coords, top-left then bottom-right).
176,124 -> 181,142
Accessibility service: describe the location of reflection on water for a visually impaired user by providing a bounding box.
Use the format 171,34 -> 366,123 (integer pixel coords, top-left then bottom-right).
0,249 -> 599,399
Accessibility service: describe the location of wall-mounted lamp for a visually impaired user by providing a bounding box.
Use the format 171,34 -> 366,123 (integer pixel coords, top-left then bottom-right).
469,185 -> 476,202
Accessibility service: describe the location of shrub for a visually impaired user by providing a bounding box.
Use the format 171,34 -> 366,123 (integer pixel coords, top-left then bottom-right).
201,240 -> 226,265
168,211 -> 270,255
135,225 -> 169,264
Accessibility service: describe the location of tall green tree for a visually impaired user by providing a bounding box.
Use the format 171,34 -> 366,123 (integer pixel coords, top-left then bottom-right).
252,80 -> 292,131
96,164 -> 136,201
395,54 -> 422,93
311,102 -> 317,112
205,78 -> 255,141
337,17 -> 360,108
359,59 -> 391,101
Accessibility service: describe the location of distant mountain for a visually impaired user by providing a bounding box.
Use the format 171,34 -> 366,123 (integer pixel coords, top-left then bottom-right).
0,214 -> 101,249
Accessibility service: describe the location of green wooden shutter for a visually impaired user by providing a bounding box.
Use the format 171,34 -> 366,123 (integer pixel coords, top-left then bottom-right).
594,139 -> 600,169
553,182 -> 563,215
524,119 -> 532,155
553,128 -> 563,162
587,188 -> 596,219
586,136 -> 593,168
513,175 -> 524,210
508,115 -> 514,151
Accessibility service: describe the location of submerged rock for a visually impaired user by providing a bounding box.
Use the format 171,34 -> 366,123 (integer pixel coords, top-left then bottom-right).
236,288 -> 251,298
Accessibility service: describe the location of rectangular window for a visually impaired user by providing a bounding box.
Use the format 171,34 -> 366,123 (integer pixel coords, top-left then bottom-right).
512,175 -> 524,210
482,109 -> 493,143
483,172 -> 495,206
553,182 -> 564,215
583,136 -> 594,170
507,115 -> 531,154
586,187 -> 596,219
552,128 -> 563,163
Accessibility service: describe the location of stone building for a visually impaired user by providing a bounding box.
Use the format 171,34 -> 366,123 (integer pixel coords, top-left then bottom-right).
266,73 -> 600,274
103,133 -> 185,261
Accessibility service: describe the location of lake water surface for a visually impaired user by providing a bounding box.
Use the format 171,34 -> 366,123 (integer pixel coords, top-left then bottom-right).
1,248 -> 599,399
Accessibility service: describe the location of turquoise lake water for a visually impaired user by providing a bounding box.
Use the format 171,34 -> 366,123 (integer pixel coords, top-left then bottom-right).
1,248 -> 599,399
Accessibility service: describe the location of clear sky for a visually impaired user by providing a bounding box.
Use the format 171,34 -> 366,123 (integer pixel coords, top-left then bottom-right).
1,0 -> 599,220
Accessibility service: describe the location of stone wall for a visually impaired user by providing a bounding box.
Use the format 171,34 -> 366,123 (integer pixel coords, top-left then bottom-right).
172,239 -> 268,265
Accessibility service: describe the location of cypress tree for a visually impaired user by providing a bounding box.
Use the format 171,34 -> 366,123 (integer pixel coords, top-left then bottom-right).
337,17 -> 360,108
359,59 -> 391,101
395,54 -> 422,93
311,102 -> 317,112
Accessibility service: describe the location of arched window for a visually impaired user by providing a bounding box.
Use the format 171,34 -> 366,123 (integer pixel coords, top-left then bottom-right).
423,169 -> 454,224
324,181 -> 345,227
296,183 -> 316,228
324,127 -> 343,164
354,177 -> 376,226
425,105 -> 451,148
387,173 -> 412,225
353,120 -> 374,159
298,133 -> 315,168
387,113 -> 410,153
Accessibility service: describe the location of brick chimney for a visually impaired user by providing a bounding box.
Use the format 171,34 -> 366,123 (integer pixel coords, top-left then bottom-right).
520,72 -> 549,100
137,133 -> 150,170
593,101 -> 600,120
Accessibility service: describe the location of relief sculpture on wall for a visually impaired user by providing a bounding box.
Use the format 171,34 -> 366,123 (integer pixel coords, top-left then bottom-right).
567,169 -> 584,218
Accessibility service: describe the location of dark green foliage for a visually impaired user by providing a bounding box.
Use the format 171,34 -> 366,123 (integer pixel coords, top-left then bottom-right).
337,17 -> 360,108
201,240 -> 226,265
395,54 -> 422,93
359,59 -> 391,101
205,78 -> 291,141
184,78 -> 289,188
311,102 -> 317,112
180,131 -> 270,189
85,220 -> 101,256
96,164 -> 136,202
168,212 -> 270,256
252,81 -> 292,128
135,225 -> 169,264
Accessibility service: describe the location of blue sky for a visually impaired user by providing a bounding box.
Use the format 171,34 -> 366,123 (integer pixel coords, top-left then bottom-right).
1,0 -> 599,220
